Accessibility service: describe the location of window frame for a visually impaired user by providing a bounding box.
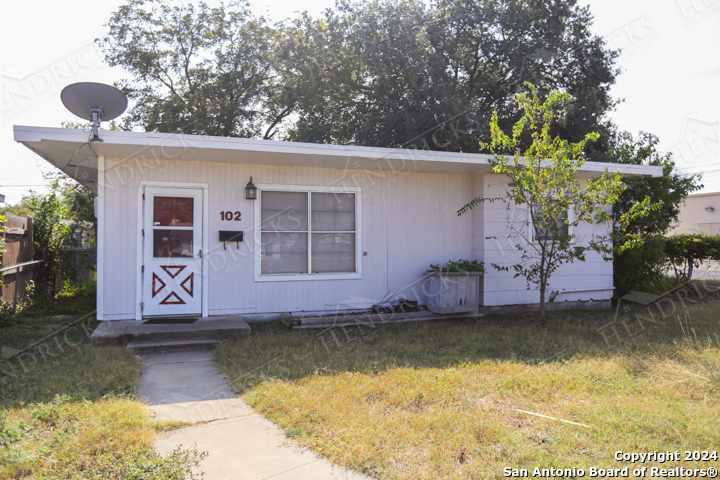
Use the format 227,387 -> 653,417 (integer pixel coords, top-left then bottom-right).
254,184 -> 362,282
528,203 -> 575,244
151,196 -> 196,258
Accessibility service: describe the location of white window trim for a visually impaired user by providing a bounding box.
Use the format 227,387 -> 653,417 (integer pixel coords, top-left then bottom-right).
527,204 -> 575,244
253,184 -> 362,282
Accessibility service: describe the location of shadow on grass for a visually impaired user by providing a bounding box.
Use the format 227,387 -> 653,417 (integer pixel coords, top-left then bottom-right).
216,288 -> 720,395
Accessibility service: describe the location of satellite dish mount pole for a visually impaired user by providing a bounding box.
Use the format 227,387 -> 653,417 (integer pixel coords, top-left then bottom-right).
89,107 -> 103,142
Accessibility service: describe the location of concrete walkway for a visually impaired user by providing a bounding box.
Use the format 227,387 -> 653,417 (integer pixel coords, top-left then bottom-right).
138,350 -> 373,480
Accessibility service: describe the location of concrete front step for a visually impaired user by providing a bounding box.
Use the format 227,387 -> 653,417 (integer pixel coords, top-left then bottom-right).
91,315 -> 251,347
127,339 -> 219,354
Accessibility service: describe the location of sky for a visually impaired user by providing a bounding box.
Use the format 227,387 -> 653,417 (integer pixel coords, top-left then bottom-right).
1,0 -> 719,205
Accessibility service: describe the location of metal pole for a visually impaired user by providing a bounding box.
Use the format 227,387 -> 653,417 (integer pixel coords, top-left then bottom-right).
13,267 -> 19,312
41,247 -> 47,285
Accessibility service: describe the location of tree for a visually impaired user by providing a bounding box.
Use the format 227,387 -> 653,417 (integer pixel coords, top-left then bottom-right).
100,0 -> 619,154
102,0 -> 288,139
665,234 -> 720,286
459,84 -> 628,319
6,176 -> 96,293
609,132 -> 702,295
279,0 -> 619,158
60,120 -> 122,131
277,0 -> 459,147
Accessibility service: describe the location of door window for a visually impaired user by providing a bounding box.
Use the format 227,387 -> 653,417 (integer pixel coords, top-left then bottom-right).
152,196 -> 194,257
153,197 -> 194,226
153,230 -> 194,257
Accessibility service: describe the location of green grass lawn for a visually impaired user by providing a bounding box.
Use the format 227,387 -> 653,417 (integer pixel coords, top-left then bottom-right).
215,297 -> 720,480
0,283 -> 202,479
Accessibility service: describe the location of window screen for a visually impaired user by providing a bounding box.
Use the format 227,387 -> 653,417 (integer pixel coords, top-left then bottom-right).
311,192 -> 355,273
260,190 -> 356,275
532,205 -> 569,242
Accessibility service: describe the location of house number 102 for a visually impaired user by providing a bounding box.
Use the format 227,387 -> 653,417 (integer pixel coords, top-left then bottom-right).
220,211 -> 241,221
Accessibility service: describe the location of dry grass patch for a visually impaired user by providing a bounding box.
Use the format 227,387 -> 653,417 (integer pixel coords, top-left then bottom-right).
1,346 -> 142,407
1,342 -> 202,479
1,284 -> 203,479
1,395 -> 202,479
216,303 -> 720,479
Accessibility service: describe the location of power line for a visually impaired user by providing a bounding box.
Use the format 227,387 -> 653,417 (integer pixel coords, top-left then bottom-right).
678,162 -> 720,170
678,168 -> 720,175
679,167 -> 720,173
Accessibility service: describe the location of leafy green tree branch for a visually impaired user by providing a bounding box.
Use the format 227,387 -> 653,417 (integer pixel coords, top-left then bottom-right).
460,84 -> 638,318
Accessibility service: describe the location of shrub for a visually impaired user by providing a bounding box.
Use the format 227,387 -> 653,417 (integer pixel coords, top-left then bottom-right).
608,131 -> 702,297
429,259 -> 485,273
614,236 -> 668,295
665,234 -> 720,283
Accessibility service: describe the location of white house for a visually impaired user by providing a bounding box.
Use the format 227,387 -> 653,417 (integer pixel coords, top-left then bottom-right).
13,126 -> 663,321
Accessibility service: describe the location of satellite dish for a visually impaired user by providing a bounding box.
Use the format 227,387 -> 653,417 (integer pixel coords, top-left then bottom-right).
61,82 -> 128,142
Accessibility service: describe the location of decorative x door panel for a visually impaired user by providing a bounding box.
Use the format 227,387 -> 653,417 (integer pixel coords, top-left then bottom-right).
143,187 -> 202,316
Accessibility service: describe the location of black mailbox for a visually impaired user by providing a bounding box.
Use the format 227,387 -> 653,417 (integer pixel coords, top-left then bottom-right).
219,231 -> 243,242
219,230 -> 243,249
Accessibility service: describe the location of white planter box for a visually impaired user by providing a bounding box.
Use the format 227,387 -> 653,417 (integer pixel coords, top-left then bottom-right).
422,271 -> 483,314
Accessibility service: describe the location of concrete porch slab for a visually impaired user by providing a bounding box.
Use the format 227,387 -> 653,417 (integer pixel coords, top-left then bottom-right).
90,315 -> 251,347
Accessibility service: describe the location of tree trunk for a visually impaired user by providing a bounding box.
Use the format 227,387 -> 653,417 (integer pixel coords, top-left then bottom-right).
684,257 -> 702,297
539,282 -> 546,319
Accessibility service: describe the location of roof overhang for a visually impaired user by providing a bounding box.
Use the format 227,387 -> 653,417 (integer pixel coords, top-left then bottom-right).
688,191 -> 720,198
14,125 -> 664,195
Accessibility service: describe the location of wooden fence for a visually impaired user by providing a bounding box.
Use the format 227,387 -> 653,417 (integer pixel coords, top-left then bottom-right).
2,214 -> 98,308
1,214 -> 39,306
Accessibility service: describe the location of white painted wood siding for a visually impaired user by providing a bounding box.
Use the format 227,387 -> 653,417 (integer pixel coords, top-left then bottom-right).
478,173 -> 614,307
100,156 -> 473,319
99,160 -> 614,319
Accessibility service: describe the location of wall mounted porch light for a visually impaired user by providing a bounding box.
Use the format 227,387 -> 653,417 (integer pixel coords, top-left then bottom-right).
705,206 -> 714,212
246,177 -> 257,200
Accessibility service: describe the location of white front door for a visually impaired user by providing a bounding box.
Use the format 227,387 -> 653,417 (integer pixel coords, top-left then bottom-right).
142,187 -> 203,316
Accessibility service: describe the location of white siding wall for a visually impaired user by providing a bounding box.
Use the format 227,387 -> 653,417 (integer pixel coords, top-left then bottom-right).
471,172 -> 484,263
478,173 -> 614,307
101,156 -> 474,319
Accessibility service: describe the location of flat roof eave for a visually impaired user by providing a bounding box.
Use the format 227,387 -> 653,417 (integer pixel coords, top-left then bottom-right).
13,125 -> 664,191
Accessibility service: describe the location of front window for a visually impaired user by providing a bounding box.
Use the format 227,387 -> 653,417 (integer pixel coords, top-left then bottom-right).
260,190 -> 357,275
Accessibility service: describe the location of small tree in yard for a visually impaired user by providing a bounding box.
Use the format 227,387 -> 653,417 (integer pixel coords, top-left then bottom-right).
459,84 -> 633,319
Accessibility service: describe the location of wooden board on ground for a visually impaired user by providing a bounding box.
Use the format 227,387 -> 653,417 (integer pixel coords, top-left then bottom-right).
289,310 -> 484,330
620,290 -> 662,306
